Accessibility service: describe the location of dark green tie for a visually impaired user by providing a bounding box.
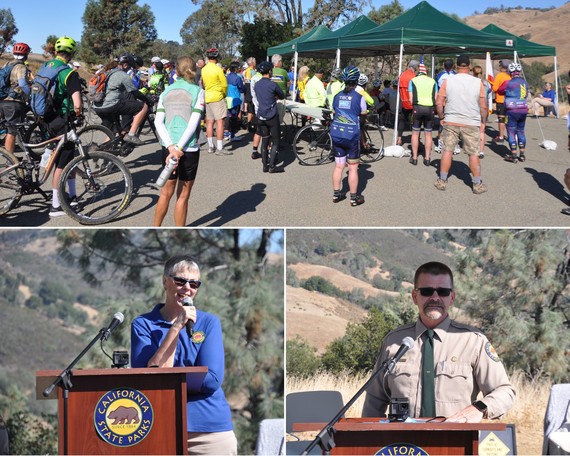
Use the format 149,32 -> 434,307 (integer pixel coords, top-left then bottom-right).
420,329 -> 436,417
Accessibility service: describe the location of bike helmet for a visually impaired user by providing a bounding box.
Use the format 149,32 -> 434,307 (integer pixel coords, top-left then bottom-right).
508,62 -> 522,75
257,60 -> 273,75
340,65 -> 359,84
119,53 -> 136,68
229,61 -> 241,72
133,55 -> 144,68
12,42 -> 31,56
206,47 -> 219,59
330,68 -> 342,80
358,74 -> 369,87
55,36 -> 77,54
372,79 -> 382,88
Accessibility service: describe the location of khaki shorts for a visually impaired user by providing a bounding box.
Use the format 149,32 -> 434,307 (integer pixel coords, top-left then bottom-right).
206,99 -> 227,121
442,124 -> 480,156
187,430 -> 237,455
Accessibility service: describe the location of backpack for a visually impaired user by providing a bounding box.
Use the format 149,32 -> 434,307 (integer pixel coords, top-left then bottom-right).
0,61 -> 23,100
87,68 -> 119,103
29,62 -> 68,117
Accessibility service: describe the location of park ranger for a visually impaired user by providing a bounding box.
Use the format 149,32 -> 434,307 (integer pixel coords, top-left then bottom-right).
362,261 -> 515,421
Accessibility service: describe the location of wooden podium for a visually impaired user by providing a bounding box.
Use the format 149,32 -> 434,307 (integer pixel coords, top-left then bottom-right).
294,418 -> 507,455
36,367 -> 207,455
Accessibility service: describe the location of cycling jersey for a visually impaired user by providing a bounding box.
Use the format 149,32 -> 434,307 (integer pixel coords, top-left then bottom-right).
331,88 -> 367,142
499,76 -> 529,114
225,72 -> 244,109
201,62 -> 228,103
355,85 -> 374,107
409,74 -> 437,107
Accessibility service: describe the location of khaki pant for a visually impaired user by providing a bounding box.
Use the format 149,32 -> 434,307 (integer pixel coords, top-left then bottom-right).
187,430 -> 237,455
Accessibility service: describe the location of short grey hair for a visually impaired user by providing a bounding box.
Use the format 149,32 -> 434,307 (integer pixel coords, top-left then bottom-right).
164,255 -> 200,277
271,54 -> 282,65
409,60 -> 419,70
247,56 -> 256,66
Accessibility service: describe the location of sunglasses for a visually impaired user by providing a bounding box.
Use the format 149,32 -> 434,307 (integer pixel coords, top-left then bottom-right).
415,287 -> 453,297
171,276 -> 202,289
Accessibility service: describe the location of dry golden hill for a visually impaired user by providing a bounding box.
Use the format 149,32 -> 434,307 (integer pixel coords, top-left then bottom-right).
286,285 -> 367,353
465,4 -> 570,81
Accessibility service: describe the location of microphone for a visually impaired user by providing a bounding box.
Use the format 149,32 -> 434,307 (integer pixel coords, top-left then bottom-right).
387,336 -> 414,373
101,312 -> 124,341
182,297 -> 194,337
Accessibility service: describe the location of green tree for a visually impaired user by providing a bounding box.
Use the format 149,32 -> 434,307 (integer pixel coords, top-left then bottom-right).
321,307 -> 402,373
56,229 -> 283,454
181,0 -> 246,59
80,0 -> 158,64
0,9 -> 18,57
241,17 -> 293,64
41,35 -> 57,58
286,337 -> 321,377
455,230 -> 570,381
305,0 -> 366,29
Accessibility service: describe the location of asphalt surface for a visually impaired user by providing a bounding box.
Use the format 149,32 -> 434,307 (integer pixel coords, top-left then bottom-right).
2,114 -> 569,228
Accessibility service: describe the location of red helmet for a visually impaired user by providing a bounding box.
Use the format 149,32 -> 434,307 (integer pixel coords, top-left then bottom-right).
13,42 -> 31,56
206,48 -> 219,59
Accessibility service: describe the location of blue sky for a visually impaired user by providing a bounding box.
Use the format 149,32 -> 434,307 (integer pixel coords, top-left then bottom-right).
5,0 -> 567,56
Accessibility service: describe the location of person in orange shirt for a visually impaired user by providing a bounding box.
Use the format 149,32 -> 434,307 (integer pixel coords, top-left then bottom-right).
398,60 -> 419,145
491,60 -> 511,143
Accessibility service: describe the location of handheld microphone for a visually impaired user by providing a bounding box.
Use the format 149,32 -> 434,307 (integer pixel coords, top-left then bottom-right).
101,312 -> 124,341
387,336 -> 415,373
182,297 -> 194,337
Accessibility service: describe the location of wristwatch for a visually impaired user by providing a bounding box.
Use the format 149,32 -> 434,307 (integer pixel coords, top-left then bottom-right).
472,400 -> 488,417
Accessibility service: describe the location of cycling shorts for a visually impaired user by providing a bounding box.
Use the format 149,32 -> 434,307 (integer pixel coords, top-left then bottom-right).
495,102 -> 506,118
47,115 -> 76,169
332,136 -> 360,163
0,100 -> 26,135
412,105 -> 435,131
161,149 -> 200,182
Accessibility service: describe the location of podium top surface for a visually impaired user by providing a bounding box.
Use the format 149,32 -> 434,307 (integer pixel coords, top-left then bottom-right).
293,417 -> 507,432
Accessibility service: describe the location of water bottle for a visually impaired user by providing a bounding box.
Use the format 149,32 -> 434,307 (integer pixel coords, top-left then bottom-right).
156,157 -> 178,187
40,148 -> 54,168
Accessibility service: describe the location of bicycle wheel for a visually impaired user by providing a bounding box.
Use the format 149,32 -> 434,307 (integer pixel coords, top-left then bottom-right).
58,151 -> 133,225
0,148 -> 23,215
77,124 -> 114,153
360,122 -> 384,163
293,124 -> 333,165
22,118 -> 52,158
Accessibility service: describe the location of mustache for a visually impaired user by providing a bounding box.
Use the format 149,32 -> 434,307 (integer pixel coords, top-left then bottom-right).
423,300 -> 443,308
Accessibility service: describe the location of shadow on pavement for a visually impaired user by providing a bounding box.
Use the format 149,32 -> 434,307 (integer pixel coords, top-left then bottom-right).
189,183 -> 267,226
525,167 -> 569,205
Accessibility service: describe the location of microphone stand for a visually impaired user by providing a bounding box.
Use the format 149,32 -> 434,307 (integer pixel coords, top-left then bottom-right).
42,328 -> 106,455
301,358 -> 395,455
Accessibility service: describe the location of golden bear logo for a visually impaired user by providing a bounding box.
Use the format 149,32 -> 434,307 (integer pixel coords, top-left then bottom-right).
94,388 -> 153,447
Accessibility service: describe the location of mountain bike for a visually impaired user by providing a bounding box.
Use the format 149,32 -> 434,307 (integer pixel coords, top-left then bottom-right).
0,116 -> 133,225
292,111 -> 384,165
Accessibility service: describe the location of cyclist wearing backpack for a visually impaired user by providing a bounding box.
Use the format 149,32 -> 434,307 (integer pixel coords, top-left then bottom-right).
93,53 -> 149,145
39,36 -> 83,217
0,42 -> 32,153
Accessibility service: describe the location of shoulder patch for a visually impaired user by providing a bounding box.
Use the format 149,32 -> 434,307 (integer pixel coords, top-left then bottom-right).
191,331 -> 206,344
485,341 -> 501,362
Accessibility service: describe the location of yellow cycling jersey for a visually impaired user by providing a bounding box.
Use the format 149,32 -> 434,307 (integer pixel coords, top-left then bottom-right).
201,62 -> 228,103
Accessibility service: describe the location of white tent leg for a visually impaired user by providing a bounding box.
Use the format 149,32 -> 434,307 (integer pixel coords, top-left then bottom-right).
554,55 -> 559,118
393,43 -> 404,146
336,48 -> 341,69
292,52 -> 298,101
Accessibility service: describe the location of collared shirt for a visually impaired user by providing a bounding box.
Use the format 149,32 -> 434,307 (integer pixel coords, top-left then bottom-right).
362,316 -> 515,419
201,62 -> 228,103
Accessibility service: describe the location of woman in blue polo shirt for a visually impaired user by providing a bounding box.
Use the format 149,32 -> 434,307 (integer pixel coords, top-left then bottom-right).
131,255 -> 237,455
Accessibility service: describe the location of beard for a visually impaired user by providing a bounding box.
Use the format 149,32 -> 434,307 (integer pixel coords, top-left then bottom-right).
423,300 -> 446,321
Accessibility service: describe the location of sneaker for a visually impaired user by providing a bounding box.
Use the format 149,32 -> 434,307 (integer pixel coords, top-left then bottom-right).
409,157 -> 417,165
251,151 -> 261,159
123,134 -> 143,145
49,205 -> 66,217
380,125 -> 389,131
223,132 -> 231,140
519,154 -> 526,162
208,147 -> 216,154
67,195 -> 80,207
350,194 -> 365,206
492,136 -> 505,143
505,154 -> 519,163
423,158 -> 431,167
453,145 -> 461,155
332,192 -> 346,203
434,139 -> 443,153
216,148 -> 233,156
262,164 -> 269,173
434,178 -> 448,191
268,166 -> 284,173
472,182 -> 488,194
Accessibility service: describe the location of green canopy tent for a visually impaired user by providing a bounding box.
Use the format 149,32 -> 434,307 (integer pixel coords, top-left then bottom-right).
296,15 -> 378,67
267,25 -> 333,100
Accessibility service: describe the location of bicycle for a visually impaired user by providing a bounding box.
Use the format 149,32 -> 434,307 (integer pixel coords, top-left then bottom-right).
292,111 -> 384,165
0,115 -> 133,225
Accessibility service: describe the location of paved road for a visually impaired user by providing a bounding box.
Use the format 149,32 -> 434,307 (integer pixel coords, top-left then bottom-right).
2,114 -> 569,228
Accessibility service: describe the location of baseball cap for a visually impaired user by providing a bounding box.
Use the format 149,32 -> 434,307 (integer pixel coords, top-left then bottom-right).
418,63 -> 427,75
73,61 -> 80,68
456,54 -> 470,67
151,56 -> 161,63
500,59 -> 511,69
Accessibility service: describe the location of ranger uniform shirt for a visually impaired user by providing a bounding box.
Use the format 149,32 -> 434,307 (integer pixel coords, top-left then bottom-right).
362,316 -> 515,419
